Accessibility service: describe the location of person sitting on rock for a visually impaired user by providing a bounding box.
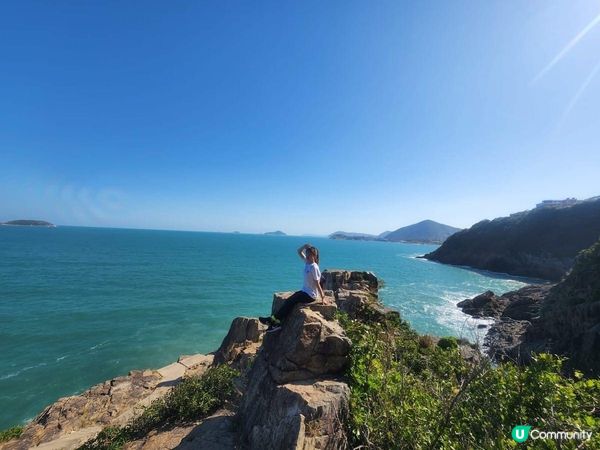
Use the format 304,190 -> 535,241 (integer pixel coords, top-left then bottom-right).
259,243 -> 325,333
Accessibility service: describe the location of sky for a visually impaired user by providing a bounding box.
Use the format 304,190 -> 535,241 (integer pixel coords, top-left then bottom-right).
1,1 -> 599,235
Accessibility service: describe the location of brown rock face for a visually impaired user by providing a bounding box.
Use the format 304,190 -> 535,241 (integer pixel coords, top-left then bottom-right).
3,370 -> 163,449
213,317 -> 266,370
238,278 -> 358,449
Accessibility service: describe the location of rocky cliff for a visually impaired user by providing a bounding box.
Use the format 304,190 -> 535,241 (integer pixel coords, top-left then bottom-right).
1,270 -> 385,450
457,239 -> 600,376
424,197 -> 600,281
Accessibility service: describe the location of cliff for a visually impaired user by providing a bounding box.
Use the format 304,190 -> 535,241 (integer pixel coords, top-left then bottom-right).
457,239 -> 600,376
0,271 -> 385,450
424,196 -> 600,281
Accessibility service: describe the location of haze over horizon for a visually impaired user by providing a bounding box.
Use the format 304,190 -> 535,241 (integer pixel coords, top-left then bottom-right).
2,1 -> 599,235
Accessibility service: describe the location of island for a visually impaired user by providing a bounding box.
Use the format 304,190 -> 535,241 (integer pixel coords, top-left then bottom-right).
1,220 -> 55,227
264,230 -> 286,236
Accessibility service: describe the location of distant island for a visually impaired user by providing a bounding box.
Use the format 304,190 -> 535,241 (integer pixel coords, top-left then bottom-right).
264,230 -> 286,236
1,220 -> 55,227
330,220 -> 460,244
424,196 -> 600,281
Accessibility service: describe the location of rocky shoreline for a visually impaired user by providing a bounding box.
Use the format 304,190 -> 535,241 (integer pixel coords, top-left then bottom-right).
456,238 -> 600,376
0,270 -> 399,450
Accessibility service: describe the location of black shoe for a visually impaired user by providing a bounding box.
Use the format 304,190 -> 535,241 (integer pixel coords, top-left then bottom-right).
266,324 -> 282,333
259,316 -> 272,325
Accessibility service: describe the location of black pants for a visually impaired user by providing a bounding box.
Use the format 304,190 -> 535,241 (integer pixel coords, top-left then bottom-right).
274,290 -> 315,322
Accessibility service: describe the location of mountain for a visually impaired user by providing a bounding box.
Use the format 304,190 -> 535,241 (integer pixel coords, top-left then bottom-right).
264,230 -> 286,236
385,220 -> 460,243
425,197 -> 600,281
328,221 -> 459,243
1,219 -> 55,227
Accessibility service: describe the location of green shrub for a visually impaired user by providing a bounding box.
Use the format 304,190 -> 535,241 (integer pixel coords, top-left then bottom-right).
0,425 -> 23,443
437,336 -> 458,350
80,365 -> 238,450
339,312 -> 600,449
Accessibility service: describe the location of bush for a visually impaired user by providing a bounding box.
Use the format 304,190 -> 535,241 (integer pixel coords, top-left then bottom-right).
339,312 -> 600,449
0,425 -> 23,443
80,365 -> 239,450
437,336 -> 458,350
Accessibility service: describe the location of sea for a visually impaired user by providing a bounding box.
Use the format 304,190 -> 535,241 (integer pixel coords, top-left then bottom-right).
0,226 -> 530,429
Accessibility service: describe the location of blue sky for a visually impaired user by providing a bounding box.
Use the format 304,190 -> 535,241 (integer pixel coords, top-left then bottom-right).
1,1 -> 599,235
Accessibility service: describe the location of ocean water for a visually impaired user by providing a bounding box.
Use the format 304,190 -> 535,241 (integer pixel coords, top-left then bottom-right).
0,226 -> 529,429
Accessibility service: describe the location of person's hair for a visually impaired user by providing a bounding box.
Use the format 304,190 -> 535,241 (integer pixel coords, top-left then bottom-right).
306,246 -> 320,265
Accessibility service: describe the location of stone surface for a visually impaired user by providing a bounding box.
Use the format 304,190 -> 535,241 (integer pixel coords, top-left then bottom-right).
1,356 -> 211,450
457,290 -> 507,318
123,409 -> 238,450
213,317 -> 266,370
261,307 -> 351,384
238,279 -> 355,449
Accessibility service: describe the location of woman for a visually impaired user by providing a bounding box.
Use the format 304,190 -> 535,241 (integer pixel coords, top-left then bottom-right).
259,243 -> 325,333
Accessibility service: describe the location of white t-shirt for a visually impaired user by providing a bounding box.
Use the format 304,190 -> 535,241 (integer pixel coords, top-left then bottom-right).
302,262 -> 321,299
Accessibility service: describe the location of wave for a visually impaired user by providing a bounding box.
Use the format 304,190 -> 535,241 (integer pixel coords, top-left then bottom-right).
0,362 -> 48,381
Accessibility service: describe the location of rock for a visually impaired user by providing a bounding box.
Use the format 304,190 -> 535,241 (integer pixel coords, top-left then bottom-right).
272,291 -> 337,320
457,291 -> 507,318
321,270 -> 378,293
2,355 -> 211,450
499,284 -> 551,320
262,306 -> 351,384
485,319 -> 535,361
4,370 -> 163,449
240,355 -> 349,450
123,409 -> 237,450
238,295 -> 352,449
213,317 -> 266,369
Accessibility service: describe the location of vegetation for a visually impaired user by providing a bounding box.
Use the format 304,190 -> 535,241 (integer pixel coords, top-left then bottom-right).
79,365 -> 238,450
339,310 -> 600,449
0,425 -> 23,443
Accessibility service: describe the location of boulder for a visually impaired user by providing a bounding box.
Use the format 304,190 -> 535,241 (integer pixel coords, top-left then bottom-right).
457,290 -> 507,318
262,306 -> 351,384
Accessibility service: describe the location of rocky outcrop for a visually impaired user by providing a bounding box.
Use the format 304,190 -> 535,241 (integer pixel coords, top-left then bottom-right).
457,290 -> 507,318
238,285 -> 353,449
461,239 -> 600,376
1,355 -> 213,450
424,196 -> 600,281
213,317 -> 266,370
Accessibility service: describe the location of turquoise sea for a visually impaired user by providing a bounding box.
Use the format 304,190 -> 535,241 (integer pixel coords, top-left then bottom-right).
0,226 -> 529,429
